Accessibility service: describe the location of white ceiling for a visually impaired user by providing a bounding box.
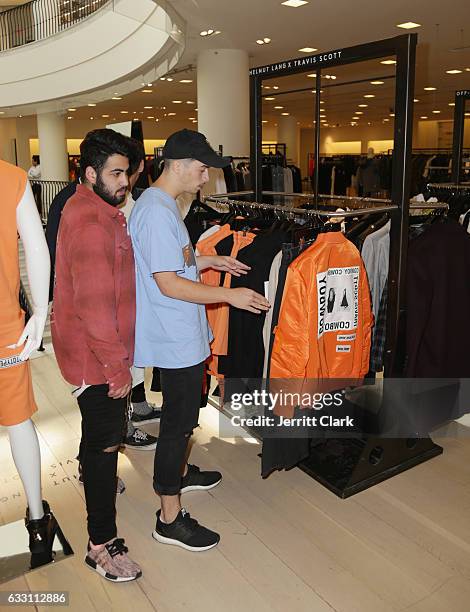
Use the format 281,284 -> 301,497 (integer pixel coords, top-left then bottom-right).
3,0 -> 470,127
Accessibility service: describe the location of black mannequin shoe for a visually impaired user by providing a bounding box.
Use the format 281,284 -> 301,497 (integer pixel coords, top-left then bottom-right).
25,500 -> 58,555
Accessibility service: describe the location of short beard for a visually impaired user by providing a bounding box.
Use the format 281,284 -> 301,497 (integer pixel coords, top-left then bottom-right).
93,172 -> 127,207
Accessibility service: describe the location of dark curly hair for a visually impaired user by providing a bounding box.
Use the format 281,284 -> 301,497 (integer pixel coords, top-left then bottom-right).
126,137 -> 145,176
79,129 -> 129,181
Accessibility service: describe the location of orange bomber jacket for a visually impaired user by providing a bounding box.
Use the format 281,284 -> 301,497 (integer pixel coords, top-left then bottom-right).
270,232 -> 373,382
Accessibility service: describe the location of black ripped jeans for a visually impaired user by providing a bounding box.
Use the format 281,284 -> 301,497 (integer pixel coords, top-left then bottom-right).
77,385 -> 127,544
153,362 -> 204,495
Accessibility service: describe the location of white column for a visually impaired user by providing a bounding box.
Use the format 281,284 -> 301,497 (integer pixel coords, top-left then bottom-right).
37,112 -> 68,181
197,49 -> 249,157
278,115 -> 299,166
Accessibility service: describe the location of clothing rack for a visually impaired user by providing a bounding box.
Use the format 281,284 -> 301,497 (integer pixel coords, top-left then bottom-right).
247,34 -> 444,498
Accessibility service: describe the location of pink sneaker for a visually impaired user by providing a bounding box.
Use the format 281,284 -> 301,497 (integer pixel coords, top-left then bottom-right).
85,538 -> 142,582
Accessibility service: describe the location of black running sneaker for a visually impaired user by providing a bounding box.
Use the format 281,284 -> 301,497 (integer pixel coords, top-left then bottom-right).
180,464 -> 222,493
124,428 -> 158,450
152,508 -> 220,551
130,402 -> 162,425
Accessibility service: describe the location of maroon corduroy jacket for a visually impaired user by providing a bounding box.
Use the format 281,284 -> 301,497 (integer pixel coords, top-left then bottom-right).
51,184 -> 135,388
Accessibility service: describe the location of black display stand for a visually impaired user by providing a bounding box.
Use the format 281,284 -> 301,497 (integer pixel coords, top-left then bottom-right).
451,89 -> 470,184
249,34 -> 443,497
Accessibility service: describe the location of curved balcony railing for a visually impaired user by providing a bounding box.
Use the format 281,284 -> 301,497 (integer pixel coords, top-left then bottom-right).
0,0 -> 110,52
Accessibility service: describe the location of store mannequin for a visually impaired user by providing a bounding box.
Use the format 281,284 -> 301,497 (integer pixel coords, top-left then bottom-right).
0,159 -> 52,552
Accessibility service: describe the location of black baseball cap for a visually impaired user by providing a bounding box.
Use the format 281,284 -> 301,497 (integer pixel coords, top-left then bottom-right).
162,129 -> 231,168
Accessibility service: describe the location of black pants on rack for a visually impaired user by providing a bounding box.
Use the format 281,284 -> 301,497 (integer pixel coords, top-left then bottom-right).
153,362 -> 204,496
77,385 -> 127,544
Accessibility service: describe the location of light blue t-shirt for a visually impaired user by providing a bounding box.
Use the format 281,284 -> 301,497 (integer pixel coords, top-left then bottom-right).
129,187 -> 212,368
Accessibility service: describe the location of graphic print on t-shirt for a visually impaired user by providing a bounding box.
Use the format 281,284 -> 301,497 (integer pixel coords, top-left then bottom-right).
182,243 -> 196,268
317,266 -> 359,338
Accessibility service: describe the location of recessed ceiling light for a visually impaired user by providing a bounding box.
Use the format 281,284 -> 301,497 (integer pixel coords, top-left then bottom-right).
274,106 -> 284,109
87,103 -> 97,107
282,0 -> 308,6
358,104 -> 368,108
465,112 -> 470,117
446,69 -> 463,74
414,99 -> 419,102
166,78 -> 173,82
299,47 -> 317,53
200,30 -> 208,36
102,114 -> 110,118
67,108 -> 76,111
120,111 -> 129,114
370,80 -> 384,85
364,94 -> 375,98
381,59 -> 397,65
67,116 -> 73,120
144,106 -> 153,109
188,117 -> 196,120
273,86 -> 279,90
168,112 -> 176,116
147,116 -> 155,119
466,68 -> 470,72
320,115 -> 326,118
432,110 -> 441,114
180,79 -> 193,83
265,97 -> 275,101
113,92 -> 120,95
390,113 -> 395,117
424,86 -> 436,91
142,89 -> 153,93
281,112 -> 290,115
112,97 -> 122,100
356,111 -> 364,114
262,120 -> 268,123
172,100 -> 183,104
352,116 -> 359,120
307,73 -> 316,78
256,39 -> 264,45
186,101 -> 195,104
420,116 -> 428,119
383,118 -> 390,122
160,77 -> 166,81
133,112 -> 137,114
263,37 -> 271,43
449,102 -> 455,106
396,22 -> 421,29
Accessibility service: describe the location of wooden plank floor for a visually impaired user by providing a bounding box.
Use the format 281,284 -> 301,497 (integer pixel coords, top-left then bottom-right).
1,350 -> 470,611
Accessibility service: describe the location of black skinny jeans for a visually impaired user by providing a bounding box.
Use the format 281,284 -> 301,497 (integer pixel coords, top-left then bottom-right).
153,361 -> 204,495
77,385 -> 127,544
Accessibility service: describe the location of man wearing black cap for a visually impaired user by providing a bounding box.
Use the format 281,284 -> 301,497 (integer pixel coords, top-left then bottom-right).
129,129 -> 269,551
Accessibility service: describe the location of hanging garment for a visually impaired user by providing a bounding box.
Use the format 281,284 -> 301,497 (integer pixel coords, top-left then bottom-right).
361,220 -> 390,318
218,229 -> 288,381
405,219 -> 470,377
262,251 -> 283,379
370,281 -> 388,373
270,232 -> 373,389
197,226 -> 256,377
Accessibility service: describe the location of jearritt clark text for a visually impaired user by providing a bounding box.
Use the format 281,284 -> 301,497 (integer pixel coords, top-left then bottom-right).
231,415 -> 354,428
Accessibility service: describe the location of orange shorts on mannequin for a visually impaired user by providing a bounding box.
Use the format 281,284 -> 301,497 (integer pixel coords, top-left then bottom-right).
0,345 -> 37,426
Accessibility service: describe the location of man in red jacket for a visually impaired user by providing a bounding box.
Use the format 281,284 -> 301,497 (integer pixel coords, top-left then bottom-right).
51,129 -> 141,582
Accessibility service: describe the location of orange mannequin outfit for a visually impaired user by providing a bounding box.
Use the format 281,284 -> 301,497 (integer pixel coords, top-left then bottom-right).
0,160 -> 37,426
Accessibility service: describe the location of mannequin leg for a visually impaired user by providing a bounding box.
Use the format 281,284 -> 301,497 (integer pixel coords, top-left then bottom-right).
7,419 -> 43,520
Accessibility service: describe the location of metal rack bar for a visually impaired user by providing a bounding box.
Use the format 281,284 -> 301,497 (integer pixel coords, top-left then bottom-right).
451,90 -> 470,185
204,194 -> 398,218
